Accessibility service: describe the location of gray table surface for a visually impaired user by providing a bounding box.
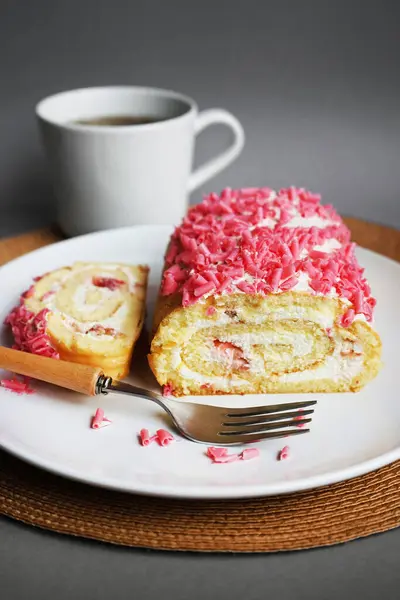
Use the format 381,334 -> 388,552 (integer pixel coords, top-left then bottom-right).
1,509 -> 399,600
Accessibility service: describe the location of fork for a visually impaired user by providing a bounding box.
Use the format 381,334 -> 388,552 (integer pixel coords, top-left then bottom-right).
0,347 -> 316,445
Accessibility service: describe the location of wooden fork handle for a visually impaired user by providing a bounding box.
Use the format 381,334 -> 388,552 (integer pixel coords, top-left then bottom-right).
0,346 -> 103,396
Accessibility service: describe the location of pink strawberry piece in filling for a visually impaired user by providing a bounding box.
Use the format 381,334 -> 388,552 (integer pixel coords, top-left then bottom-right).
92,276 -> 125,290
21,285 -> 35,299
163,383 -> 175,397
33,271 -> 51,282
87,324 -> 117,336
213,340 -> 250,371
40,290 -> 56,302
200,383 -> 214,392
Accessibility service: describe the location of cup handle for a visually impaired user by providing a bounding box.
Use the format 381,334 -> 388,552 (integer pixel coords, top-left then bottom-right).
188,109 -> 245,193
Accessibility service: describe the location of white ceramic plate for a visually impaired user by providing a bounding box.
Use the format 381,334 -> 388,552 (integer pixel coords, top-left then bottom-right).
0,225 -> 399,499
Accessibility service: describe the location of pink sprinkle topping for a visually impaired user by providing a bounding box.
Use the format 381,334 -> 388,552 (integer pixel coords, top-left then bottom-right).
156,429 -> 175,446
92,276 -> 125,290
33,271 -> 51,282
206,306 -> 216,316
160,187 -> 376,325
21,285 -> 35,299
340,308 -> 355,328
5,301 -> 59,359
278,445 -> 290,461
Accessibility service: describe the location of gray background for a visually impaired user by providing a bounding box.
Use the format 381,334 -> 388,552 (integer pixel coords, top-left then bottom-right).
1,1 -> 399,598
0,0 -> 399,236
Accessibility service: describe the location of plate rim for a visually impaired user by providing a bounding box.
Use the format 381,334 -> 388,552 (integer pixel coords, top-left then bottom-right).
0,224 -> 399,500
1,438 -> 399,499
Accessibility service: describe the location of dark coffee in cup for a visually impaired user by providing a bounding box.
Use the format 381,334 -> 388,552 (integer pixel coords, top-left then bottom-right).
73,115 -> 164,126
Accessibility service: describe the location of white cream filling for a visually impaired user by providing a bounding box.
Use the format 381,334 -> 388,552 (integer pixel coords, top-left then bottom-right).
60,303 -> 129,337
244,191 -> 338,232
291,272 -> 340,299
256,216 -> 278,229
253,212 -> 337,232
313,238 -> 342,253
74,264 -> 139,293
291,272 -> 312,293
171,307 -> 364,388
179,365 -> 249,387
71,281 -> 117,314
41,265 -> 138,337
279,352 -> 362,384
178,341 -> 362,388
284,215 -> 335,229
215,331 -> 313,358
249,305 -> 334,329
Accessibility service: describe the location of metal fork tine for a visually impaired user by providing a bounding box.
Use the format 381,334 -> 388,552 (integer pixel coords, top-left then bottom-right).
216,428 -> 310,444
219,418 -> 312,435
222,409 -> 314,426
225,400 -> 317,418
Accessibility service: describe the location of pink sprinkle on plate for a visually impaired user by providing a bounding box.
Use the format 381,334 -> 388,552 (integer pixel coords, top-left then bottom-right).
91,408 -> 112,430
156,429 -> 175,446
206,446 -> 260,464
0,377 -> 34,395
278,446 -> 290,461
139,428 -> 158,446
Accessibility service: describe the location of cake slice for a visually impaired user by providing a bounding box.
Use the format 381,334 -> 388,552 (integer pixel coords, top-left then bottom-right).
149,187 -> 382,396
6,262 -> 149,379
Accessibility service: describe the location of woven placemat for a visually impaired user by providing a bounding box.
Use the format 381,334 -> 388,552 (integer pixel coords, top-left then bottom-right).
0,219 -> 399,553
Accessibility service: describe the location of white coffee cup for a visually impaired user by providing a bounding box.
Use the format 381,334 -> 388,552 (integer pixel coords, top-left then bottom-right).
36,86 -> 244,236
